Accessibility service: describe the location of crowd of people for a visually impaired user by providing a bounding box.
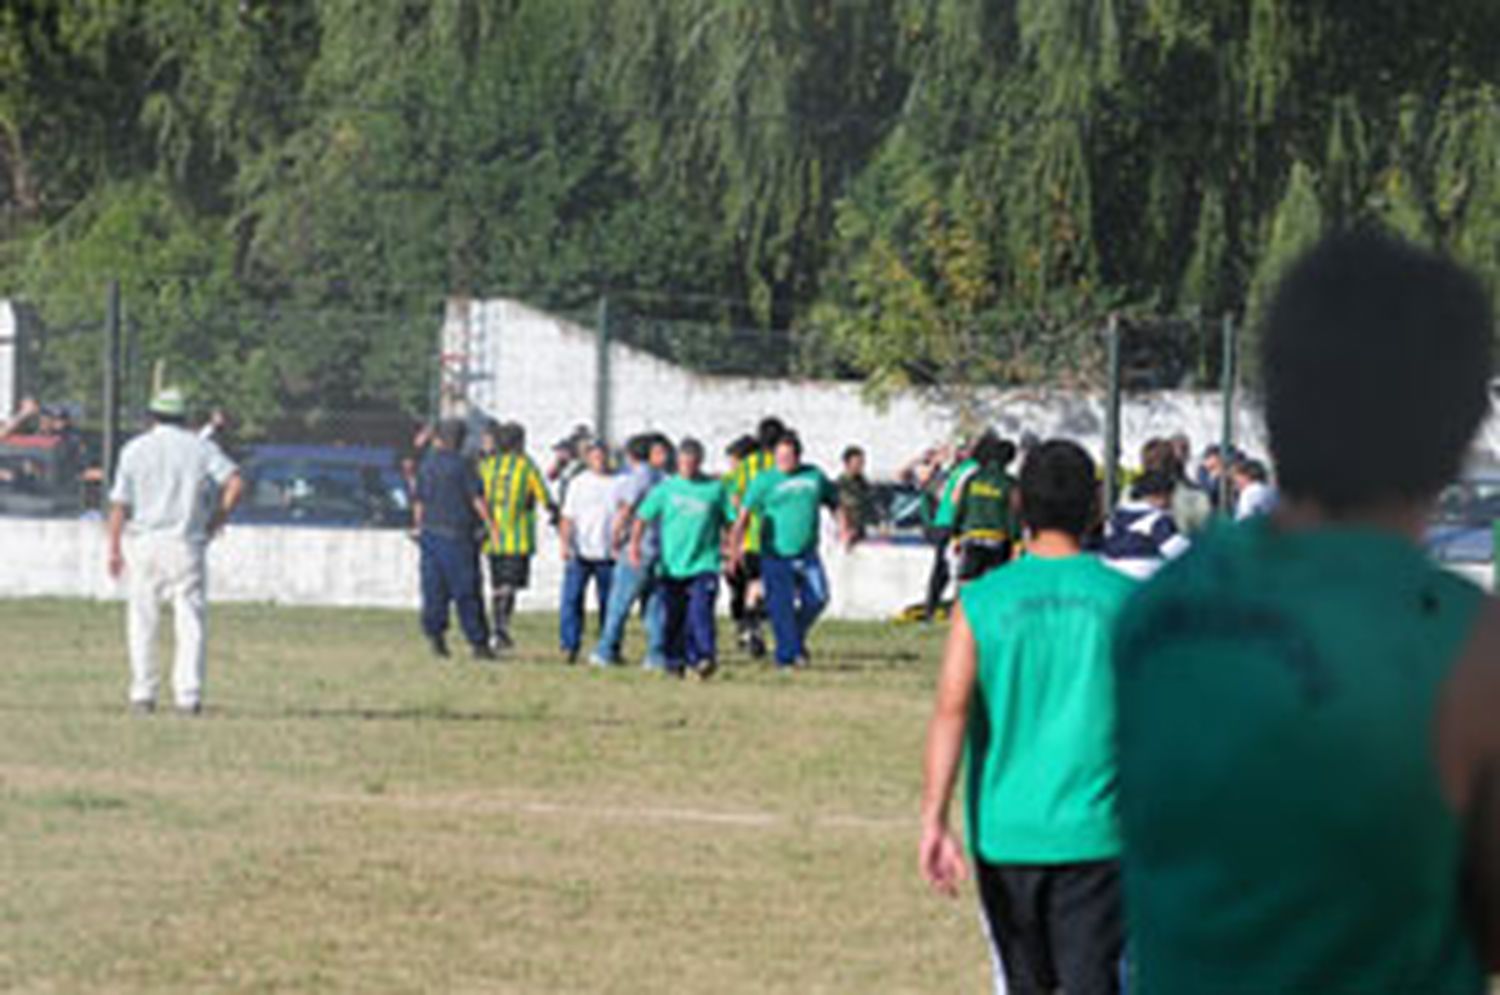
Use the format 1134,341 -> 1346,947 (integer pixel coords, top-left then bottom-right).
407,415 -> 858,675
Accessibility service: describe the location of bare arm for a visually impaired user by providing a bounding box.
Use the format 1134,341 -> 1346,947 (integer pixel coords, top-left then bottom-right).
728,508 -> 752,568
610,501 -> 634,554
628,517 -> 647,569
471,493 -> 498,546
559,516 -> 575,560
1,396 -> 39,438
1438,600 -> 1500,968
106,502 -> 128,578
919,601 -> 979,897
207,472 -> 245,539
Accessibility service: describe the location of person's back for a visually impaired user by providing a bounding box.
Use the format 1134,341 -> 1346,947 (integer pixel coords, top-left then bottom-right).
1117,520 -> 1485,993
1113,232 -> 1500,994
964,552 -> 1135,859
115,422 -> 234,541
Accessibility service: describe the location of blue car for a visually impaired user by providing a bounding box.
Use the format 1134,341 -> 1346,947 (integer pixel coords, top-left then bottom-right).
1425,475 -> 1500,565
233,444 -> 412,529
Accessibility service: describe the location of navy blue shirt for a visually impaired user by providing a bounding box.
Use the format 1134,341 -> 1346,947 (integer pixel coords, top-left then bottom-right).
416,449 -> 482,541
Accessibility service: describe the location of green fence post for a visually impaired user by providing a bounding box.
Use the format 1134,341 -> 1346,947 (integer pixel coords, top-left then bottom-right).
1103,312 -> 1122,514
1219,313 -> 1237,514
595,294 -> 611,447
101,280 -> 122,491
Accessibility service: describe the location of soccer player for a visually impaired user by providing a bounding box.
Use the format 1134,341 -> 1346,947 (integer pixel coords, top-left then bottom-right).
558,440 -> 616,664
730,431 -> 842,669
630,438 -> 734,678
725,417 -> 785,657
413,419 -> 498,662
721,434 -> 759,641
478,421 -> 553,650
1115,231 -> 1500,993
950,432 -> 1020,583
920,440 -> 1135,995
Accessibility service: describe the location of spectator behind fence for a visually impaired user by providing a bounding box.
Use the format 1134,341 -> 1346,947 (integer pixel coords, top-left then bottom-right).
1232,457 -> 1278,520
1115,231 -> 1500,993
836,444 -> 876,548
413,419 -> 497,662
106,387 -> 244,716
558,440 -> 616,664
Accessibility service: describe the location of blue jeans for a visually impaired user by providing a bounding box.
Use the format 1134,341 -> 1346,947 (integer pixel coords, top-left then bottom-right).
660,573 -> 719,670
420,532 -> 489,647
560,557 -> 613,653
593,555 -> 665,665
760,552 -> 829,666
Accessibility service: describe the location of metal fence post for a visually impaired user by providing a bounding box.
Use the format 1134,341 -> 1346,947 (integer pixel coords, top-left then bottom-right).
1103,312 -> 1122,515
101,280 -> 122,490
1219,313 -> 1237,514
595,294 -> 611,446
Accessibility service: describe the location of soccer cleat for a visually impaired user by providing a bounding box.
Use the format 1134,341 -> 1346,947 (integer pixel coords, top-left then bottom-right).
588,653 -> 616,668
746,632 -> 767,659
563,648 -> 580,665
427,634 -> 451,659
472,644 -> 499,663
693,658 -> 719,680
493,630 -> 514,651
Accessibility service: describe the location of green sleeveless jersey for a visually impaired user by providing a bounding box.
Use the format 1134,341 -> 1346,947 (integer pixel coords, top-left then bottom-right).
1114,519 -> 1486,995
961,554 -> 1137,863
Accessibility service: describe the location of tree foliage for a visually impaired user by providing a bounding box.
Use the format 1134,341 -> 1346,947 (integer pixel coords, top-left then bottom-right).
4,0 -> 1500,426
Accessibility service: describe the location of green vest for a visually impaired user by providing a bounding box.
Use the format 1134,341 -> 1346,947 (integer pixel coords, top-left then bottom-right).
955,464 -> 1016,543
961,554 -> 1137,863
1115,519 -> 1486,995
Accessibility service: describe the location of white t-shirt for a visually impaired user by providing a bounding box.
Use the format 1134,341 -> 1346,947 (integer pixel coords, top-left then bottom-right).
1235,481 -> 1279,521
109,424 -> 238,542
562,471 -> 618,561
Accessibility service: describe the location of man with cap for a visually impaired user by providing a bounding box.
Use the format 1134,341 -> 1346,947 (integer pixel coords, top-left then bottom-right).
106,387 -> 244,715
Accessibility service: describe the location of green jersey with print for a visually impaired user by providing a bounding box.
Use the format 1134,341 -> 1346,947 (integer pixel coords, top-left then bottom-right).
954,464 -> 1017,544
635,475 -> 734,579
960,554 -> 1136,863
742,465 -> 837,558
1114,519 -> 1486,995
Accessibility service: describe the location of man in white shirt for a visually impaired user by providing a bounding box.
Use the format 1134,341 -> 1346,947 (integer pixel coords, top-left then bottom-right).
557,440 -> 616,663
107,388 -> 244,715
1232,458 -> 1279,521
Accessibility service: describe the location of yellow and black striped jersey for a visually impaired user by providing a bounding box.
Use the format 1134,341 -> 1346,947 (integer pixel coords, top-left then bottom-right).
479,453 -> 551,556
726,449 -> 775,552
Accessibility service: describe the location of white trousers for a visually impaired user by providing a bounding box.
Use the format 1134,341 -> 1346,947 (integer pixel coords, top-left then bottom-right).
126,535 -> 208,709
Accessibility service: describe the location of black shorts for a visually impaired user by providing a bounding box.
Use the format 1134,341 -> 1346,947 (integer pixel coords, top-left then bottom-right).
976,859 -> 1123,995
957,541 -> 1012,582
488,554 -> 532,590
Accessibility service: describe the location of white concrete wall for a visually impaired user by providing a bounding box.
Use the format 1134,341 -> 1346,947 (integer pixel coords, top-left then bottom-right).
442,298 -> 1273,477
0,301 -> 19,418
0,518 -> 937,621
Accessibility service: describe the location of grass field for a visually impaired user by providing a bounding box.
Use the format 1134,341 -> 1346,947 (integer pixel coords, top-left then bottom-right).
0,599 -> 989,993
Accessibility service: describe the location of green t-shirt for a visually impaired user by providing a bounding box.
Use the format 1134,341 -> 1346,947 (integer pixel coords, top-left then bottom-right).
742,465 -> 838,558
1114,519 -> 1486,995
635,475 -> 734,579
960,554 -> 1136,863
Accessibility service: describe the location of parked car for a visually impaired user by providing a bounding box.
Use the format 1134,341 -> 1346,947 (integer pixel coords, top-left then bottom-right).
233,444 -> 411,529
0,435 -> 85,517
1425,474 -> 1500,565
